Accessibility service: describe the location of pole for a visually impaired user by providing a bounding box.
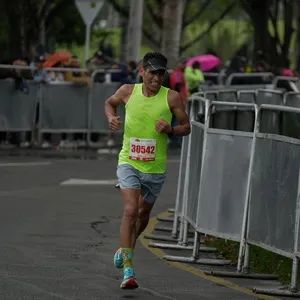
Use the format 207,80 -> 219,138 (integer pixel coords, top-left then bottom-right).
85,24 -> 91,63
127,0 -> 144,62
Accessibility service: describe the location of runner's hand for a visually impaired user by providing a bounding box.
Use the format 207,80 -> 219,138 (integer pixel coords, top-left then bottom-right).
155,119 -> 171,134
109,116 -> 121,131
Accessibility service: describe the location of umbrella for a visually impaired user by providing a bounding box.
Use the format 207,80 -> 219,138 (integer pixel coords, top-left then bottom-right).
186,54 -> 221,72
43,51 -> 72,68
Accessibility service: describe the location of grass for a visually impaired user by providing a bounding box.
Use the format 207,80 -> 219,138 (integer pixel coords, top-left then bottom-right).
206,238 -> 294,285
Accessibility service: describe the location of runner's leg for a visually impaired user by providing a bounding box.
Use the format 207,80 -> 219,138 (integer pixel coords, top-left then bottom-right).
133,196 -> 154,248
116,164 -> 140,289
120,188 -> 140,249
133,173 -> 166,247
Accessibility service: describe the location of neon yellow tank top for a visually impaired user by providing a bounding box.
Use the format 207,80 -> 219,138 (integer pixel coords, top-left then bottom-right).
118,83 -> 172,174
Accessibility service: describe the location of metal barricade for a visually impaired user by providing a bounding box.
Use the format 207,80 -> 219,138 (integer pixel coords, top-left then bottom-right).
236,90 -> 256,132
283,92 -> 300,139
171,100 -> 193,240
225,73 -> 274,86
0,79 -> 38,132
273,76 -> 300,90
196,101 -> 257,241
184,122 -> 205,228
148,96 -> 211,251
39,83 -> 89,134
162,102 -> 257,266
89,82 -> 123,134
256,89 -> 283,134
241,105 -> 300,296
203,72 -> 222,85
210,90 -> 238,130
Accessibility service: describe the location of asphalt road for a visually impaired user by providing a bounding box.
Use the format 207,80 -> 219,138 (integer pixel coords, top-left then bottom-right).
0,155 -> 274,299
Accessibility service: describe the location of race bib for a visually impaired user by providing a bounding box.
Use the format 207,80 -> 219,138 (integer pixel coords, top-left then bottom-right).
129,138 -> 156,161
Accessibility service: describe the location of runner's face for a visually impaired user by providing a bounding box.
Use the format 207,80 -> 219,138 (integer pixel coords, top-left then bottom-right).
142,68 -> 165,93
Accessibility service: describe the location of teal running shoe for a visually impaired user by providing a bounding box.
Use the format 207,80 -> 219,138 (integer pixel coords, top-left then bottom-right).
113,248 -> 123,269
120,268 -> 138,289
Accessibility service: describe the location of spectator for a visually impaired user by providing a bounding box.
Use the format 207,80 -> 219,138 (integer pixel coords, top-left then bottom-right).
33,56 -> 52,83
20,56 -> 52,149
58,55 -> 91,148
126,60 -> 137,83
48,62 -> 65,82
86,51 -> 115,83
64,55 -> 91,87
168,58 -> 188,149
169,58 -> 188,103
184,61 -> 204,94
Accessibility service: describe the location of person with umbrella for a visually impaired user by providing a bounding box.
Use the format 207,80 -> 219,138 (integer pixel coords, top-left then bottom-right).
184,61 -> 205,94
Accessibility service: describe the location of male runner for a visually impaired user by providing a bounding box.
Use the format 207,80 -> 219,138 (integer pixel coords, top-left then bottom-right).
105,52 -> 190,289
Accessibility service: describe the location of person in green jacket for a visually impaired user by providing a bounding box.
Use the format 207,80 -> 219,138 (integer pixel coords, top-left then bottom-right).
184,61 -> 205,94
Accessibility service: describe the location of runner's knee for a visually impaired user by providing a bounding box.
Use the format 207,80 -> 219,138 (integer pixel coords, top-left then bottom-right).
123,203 -> 139,221
137,207 -> 151,221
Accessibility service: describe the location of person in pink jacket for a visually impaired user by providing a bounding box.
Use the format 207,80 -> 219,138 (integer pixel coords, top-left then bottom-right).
169,58 -> 188,148
169,58 -> 188,104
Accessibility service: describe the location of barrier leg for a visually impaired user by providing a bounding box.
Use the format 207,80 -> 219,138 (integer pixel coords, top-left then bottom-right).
291,257 -> 299,292
242,243 -> 250,274
252,258 -> 299,297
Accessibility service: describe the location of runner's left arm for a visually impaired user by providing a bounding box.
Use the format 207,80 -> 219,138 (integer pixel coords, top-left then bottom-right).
168,90 -> 191,136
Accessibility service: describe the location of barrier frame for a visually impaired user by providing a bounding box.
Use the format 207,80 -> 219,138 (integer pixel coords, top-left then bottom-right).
163,101 -> 258,267
240,104 -> 300,296
225,72 -> 275,86
148,96 -> 215,254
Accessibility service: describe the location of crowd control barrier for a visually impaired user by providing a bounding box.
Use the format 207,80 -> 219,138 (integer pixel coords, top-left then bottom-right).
147,91 -> 300,297
0,74 -> 297,148
0,80 -> 38,132
0,79 -> 122,146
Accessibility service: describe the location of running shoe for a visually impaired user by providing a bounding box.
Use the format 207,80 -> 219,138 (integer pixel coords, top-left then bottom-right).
120,268 -> 138,289
113,248 -> 123,268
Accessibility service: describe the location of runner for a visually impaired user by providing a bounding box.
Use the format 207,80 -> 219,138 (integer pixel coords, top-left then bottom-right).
105,52 -> 191,289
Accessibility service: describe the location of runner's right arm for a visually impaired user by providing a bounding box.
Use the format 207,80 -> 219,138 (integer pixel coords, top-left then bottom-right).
105,84 -> 131,120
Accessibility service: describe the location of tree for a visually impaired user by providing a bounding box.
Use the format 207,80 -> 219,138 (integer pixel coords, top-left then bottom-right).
240,0 -> 295,68
295,0 -> 300,70
160,0 -> 185,68
106,0 -> 238,62
0,0 -> 85,60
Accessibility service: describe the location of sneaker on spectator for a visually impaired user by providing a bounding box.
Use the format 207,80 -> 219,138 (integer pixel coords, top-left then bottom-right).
20,141 -> 31,148
76,140 -> 87,148
107,139 -> 115,147
41,141 -> 51,149
59,140 -> 75,149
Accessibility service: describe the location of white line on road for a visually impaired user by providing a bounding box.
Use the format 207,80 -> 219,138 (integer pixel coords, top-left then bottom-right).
60,178 -> 118,186
0,162 -> 51,167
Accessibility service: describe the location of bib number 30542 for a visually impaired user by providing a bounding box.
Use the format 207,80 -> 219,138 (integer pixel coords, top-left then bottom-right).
129,138 -> 156,161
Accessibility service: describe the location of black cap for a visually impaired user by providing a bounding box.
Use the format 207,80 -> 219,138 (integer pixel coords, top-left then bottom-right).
143,58 -> 167,71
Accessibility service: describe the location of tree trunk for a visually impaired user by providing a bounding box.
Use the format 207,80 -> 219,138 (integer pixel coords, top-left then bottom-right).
7,7 -> 22,59
160,0 -> 184,68
295,0 -> 300,70
126,0 -> 144,62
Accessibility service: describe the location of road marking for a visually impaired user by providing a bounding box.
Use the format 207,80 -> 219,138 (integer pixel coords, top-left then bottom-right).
0,162 -> 51,167
140,211 -> 279,300
60,178 -> 118,186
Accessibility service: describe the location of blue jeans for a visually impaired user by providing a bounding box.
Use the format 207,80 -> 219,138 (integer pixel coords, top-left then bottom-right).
117,164 -> 166,204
